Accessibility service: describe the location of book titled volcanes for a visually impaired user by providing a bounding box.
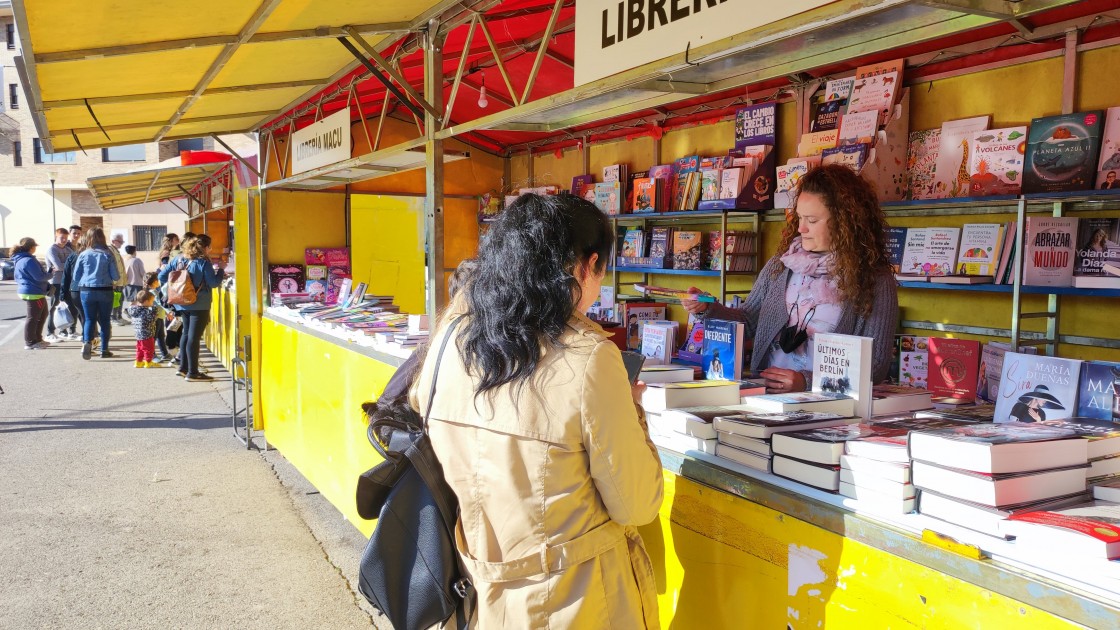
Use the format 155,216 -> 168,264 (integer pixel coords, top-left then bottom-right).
968,127 -> 1027,196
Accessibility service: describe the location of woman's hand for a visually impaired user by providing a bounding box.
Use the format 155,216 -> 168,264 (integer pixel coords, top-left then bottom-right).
631,380 -> 647,406
681,287 -> 710,315
760,367 -> 807,394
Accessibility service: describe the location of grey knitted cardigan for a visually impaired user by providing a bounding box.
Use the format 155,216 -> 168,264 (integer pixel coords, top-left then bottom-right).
704,255 -> 899,385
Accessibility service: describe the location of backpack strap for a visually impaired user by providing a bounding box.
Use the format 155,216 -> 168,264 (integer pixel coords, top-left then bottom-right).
421,316 -> 463,433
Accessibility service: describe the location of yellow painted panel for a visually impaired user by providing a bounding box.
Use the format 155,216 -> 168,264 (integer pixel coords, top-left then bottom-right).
36,48 -> 219,101
260,0 -> 443,31
641,473 -> 1084,629
25,0 -> 248,52
52,127 -> 164,152
265,190 -> 346,263
1079,46 -> 1120,112
44,98 -> 184,129
260,318 -> 396,536
349,195 -> 426,315
188,87 -> 312,119
210,39 -> 373,88
909,56 -> 1063,130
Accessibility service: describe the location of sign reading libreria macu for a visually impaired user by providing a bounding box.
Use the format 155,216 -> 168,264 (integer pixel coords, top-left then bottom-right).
574,0 -> 835,86
291,109 -> 352,175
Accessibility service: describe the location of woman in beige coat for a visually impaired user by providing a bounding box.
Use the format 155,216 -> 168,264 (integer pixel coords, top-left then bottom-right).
412,193 -> 664,628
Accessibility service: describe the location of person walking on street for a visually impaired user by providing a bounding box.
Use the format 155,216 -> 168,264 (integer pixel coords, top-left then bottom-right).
159,234 -> 224,382
126,290 -> 164,368
109,233 -> 128,325
12,237 -> 52,350
72,227 -> 121,360
44,228 -> 72,342
123,245 -> 145,305
60,234 -> 86,341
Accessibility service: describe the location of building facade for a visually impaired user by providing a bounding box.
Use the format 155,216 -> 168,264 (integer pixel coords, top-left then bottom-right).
0,2 -> 256,269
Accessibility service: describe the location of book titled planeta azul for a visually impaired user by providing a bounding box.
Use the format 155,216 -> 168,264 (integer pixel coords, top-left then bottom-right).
1023,111 -> 1105,194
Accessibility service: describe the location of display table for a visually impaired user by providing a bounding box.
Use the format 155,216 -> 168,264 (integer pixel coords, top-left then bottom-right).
647,448 -> 1120,629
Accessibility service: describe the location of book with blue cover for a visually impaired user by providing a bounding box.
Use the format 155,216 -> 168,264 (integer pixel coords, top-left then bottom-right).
1077,360 -> 1120,420
885,227 -> 907,273
701,319 -> 745,381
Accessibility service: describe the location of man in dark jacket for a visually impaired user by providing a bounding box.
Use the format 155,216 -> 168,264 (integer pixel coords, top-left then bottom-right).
12,237 -> 52,349
44,228 -> 72,342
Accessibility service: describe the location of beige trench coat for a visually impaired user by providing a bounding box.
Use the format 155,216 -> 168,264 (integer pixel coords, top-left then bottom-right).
411,311 -> 664,629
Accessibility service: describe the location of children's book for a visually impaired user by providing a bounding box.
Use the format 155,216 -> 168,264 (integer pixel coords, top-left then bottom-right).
719,168 -> 745,200
1022,217 -> 1079,287
594,181 -> 622,215
648,227 -> 672,262
701,319 -> 746,381
305,247 -> 350,267
968,127 -> 1028,196
775,162 -> 809,209
640,322 -> 675,365
955,223 -> 1003,276
810,99 -> 844,133
797,129 -> 840,157
1023,111 -> 1105,194
907,128 -> 941,200
993,352 -> 1083,424
631,177 -> 658,213
820,143 -> 869,171
824,78 -> 854,101
932,116 -> 991,199
700,169 -> 721,201
672,231 -> 704,270
1096,106 -> 1120,189
622,302 -> 667,352
571,174 -> 595,200
269,264 -> 305,294
837,110 -> 879,147
620,229 -> 645,258
671,156 -> 700,211
846,70 -> 899,127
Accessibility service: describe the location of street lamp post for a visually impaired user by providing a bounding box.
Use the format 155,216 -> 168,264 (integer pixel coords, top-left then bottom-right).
48,170 -> 58,234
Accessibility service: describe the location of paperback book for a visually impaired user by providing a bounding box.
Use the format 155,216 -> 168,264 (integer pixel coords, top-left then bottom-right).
622,302 -> 666,351
812,333 -> 874,419
1073,218 -> 1120,277
1076,360 -> 1120,421
899,227 -> 960,276
824,78 -> 854,101
1022,217 -> 1079,287
898,334 -> 929,388
775,162 -> 809,210
1097,106 -> 1120,189
672,231 -> 704,270
845,71 -> 898,127
967,127 -> 1028,196
955,223 -> 1003,276
713,411 -> 849,440
906,128 -> 941,200
631,177 -> 659,213
734,102 -> 777,149
640,322 -> 675,365
992,352 -> 1083,424
671,156 -> 700,211
594,182 -> 623,215
797,129 -> 840,157
932,116 -> 991,199
820,144 -> 869,172
810,99 -> 844,133
701,319 -> 746,381
1023,111 -> 1105,194
926,337 -> 981,404
648,227 -> 672,263
837,110 -> 879,147
885,227 -> 907,273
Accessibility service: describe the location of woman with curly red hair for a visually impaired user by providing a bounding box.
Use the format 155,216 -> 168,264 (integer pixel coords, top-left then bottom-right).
684,164 -> 899,393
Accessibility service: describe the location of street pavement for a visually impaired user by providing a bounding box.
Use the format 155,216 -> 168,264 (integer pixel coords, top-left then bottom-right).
0,281 -> 385,629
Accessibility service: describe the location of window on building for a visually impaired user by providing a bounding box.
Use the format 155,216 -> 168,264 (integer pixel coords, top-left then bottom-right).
101,144 -> 146,162
132,225 -> 168,252
32,138 -> 76,164
177,138 -> 205,152
8,84 -> 18,109
6,24 -> 14,50
12,140 -> 21,167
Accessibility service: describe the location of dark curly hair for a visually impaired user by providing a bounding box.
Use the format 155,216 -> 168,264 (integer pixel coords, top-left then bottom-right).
775,164 -> 893,316
460,193 -> 613,396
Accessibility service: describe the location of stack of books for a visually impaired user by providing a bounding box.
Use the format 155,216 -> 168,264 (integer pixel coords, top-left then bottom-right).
648,406 -> 736,455
869,384 -> 933,416
1037,417 -> 1120,480
912,424 -> 1090,536
999,497 -> 1120,563
712,411 -> 851,473
770,424 -> 874,491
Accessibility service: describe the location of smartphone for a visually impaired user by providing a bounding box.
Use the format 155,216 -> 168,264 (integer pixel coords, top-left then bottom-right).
620,351 -> 646,384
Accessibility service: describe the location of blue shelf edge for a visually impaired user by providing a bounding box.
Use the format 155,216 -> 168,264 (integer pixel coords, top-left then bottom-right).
898,281 -> 1120,297
881,189 -> 1120,210
611,266 -> 754,277
611,209 -> 761,220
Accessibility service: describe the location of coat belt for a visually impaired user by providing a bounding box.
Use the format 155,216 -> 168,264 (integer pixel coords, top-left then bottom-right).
454,520 -> 625,583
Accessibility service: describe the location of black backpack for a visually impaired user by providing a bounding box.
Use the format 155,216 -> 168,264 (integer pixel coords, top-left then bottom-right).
356,318 -> 474,630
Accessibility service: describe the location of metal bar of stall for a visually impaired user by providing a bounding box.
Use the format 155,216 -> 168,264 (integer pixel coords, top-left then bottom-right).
424,23 -> 446,319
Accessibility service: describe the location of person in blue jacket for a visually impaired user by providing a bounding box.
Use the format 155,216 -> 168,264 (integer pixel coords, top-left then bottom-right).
159,234 -> 225,382
71,227 -> 122,360
12,237 -> 51,349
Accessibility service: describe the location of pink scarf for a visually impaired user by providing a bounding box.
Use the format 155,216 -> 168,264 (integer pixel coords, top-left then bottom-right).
779,237 -> 841,305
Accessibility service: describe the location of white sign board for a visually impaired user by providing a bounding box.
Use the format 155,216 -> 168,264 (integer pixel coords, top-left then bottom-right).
290,108 -> 351,175
574,0 -> 836,87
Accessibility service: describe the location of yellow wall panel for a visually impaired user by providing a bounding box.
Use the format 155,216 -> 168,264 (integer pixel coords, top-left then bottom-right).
264,190 -> 346,263
349,194 -> 426,315
910,57 -> 1064,130
1079,45 -> 1120,112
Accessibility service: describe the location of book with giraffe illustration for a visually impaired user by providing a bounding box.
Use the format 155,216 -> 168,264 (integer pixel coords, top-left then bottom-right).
931,116 -> 991,199
968,126 -> 1028,196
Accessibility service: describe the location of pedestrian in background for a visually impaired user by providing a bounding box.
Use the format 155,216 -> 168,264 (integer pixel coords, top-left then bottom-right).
126,290 -> 163,368
68,225 -> 82,248
144,271 -> 172,362
108,233 -> 128,325
44,227 -> 72,342
72,227 -> 121,360
160,234 -> 224,382
157,233 -> 180,267
60,234 -> 86,341
123,245 -> 145,305
12,237 -> 51,350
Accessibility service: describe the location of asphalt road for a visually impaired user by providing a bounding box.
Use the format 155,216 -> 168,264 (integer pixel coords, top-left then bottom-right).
0,281 -> 384,629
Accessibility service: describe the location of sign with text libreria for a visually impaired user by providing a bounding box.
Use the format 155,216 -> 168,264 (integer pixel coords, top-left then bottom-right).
574,0 -> 836,86
290,108 -> 351,175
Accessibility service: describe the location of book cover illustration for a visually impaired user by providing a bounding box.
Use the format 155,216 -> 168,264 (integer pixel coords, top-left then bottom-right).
811,99 -> 844,133
885,227 -> 907,273
594,182 -> 622,215
570,174 -> 595,200
1023,217 -> 1079,286
968,127 -> 1028,196
477,193 -> 503,224
648,227 -> 672,261
825,78 -> 854,101
898,335 -> 929,388
820,144 -> 869,172
798,130 -> 840,157
621,229 -> 645,258
671,156 -> 700,211
856,58 -> 905,81
900,228 -> 960,276
993,352 -> 1083,423
680,315 -> 706,363
932,116 -> 991,199
927,337 -> 981,403
269,264 -> 305,294
632,178 -> 658,213
1097,106 -> 1120,189
305,265 -> 328,281
1074,218 -> 1120,276
812,333 -> 872,418
701,319 -> 744,381
845,71 -> 898,127
956,223 -> 1003,276
735,102 -> 777,149
672,231 -> 704,270
775,162 -> 809,209
1076,360 -> 1120,420
623,303 -> 666,351
640,323 -> 674,365
1023,111 -> 1105,194
837,110 -> 879,147
700,169 -> 721,201
907,128 -> 941,200
719,168 -> 745,200
602,164 -> 624,182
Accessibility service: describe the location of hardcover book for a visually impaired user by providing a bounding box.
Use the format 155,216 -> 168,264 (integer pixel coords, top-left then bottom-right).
305,265 -> 328,281
993,352 -> 1083,424
640,322 -> 675,365
797,129 -> 840,157
906,128 -> 942,200
968,127 -> 1027,196
1076,360 -> 1120,421
671,156 -> 700,211
772,423 -> 881,466
810,99 -> 844,133
820,143 -> 869,172
932,116 -> 991,199
269,264 -> 305,294
700,169 -> 721,201
734,102 -> 777,149
741,391 -> 855,416
647,164 -> 677,211
1096,106 -> 1120,189
622,302 -> 666,351
855,58 -> 905,81
679,314 -> 705,364
837,110 -> 879,147
1073,218 -> 1120,277
602,164 -> 625,183
631,177 -> 658,213
648,227 -> 672,262
671,231 -> 704,270
594,181 -> 623,215
305,247 -> 350,267
701,319 -> 746,381
728,142 -> 777,211
621,229 -> 645,258
824,78 -> 854,101
926,337 -> 982,404
845,71 -> 898,127
812,333 -> 874,419
304,278 -> 327,301
1002,502 -> 1120,559
955,223 -> 1003,276
713,411 -> 849,440
571,174 -> 595,200
898,335 -> 929,388
909,423 -> 1086,473
775,162 -> 809,210
1023,216 -> 1079,287
1023,111 -> 1105,194
1036,416 -> 1120,460
885,227 -> 907,273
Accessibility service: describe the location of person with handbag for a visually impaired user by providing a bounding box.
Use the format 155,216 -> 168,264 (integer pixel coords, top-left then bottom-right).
158,234 -> 224,382
410,193 -> 664,628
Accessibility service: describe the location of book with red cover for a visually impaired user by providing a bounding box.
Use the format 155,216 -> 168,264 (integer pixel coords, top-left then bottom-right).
1003,501 -> 1120,558
927,337 -> 982,404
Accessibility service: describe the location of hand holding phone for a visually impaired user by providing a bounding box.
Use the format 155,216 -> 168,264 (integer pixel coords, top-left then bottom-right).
620,351 -> 646,384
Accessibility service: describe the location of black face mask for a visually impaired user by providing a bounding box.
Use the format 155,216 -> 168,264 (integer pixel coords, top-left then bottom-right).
777,303 -> 816,354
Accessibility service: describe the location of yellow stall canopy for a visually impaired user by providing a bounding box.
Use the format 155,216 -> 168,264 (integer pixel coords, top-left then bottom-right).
87,155 -> 231,211
12,0 -> 460,153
